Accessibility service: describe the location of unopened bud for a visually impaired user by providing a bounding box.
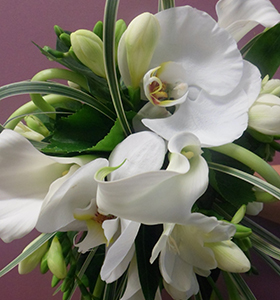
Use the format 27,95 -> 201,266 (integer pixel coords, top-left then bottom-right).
59,33 -> 71,48
118,12 -> 160,88
24,115 -> 50,137
93,21 -> 103,40
14,122 -> 45,141
231,204 -> 246,224
70,29 -> 106,78
54,25 -> 64,38
18,235 -> 49,274
47,236 -> 67,279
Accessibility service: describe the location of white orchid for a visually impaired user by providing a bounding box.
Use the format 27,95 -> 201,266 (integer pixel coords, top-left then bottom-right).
96,131 -> 209,224
216,0 -> 280,42
118,6 -> 261,147
0,129 -> 94,243
150,213 -> 250,299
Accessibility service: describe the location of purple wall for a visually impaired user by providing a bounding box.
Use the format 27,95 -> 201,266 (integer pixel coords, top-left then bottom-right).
0,1 -> 279,299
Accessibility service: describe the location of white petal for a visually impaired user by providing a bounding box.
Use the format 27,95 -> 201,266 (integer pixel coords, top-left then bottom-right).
217,0 -> 280,42
101,220 -> 140,282
108,131 -> 166,181
36,158 -> 108,232
152,6 -> 243,96
102,217 -> 120,244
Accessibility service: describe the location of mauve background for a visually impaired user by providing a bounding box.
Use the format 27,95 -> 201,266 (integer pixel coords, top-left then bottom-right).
0,0 -> 280,299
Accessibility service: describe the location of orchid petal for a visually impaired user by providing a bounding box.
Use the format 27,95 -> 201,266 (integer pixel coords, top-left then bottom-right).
216,0 -> 280,42
152,6 -> 243,96
36,158 -> 108,232
108,131 -> 166,181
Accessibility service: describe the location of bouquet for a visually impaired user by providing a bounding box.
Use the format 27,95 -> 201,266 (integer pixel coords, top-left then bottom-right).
1,0 -> 280,299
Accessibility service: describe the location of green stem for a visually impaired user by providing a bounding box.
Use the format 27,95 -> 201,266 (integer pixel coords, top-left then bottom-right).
30,68 -> 88,119
5,94 -> 73,129
222,272 -> 242,300
92,275 -> 105,300
210,143 -> 280,188
159,0 -> 175,10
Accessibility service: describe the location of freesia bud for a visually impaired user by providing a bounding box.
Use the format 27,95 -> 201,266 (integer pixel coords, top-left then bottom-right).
261,75 -> 280,96
47,236 -> 67,279
24,115 -> 50,137
18,235 -> 49,274
14,122 -> 45,141
206,240 -> 250,273
248,93 -> 280,136
118,12 -> 160,88
70,29 -> 106,78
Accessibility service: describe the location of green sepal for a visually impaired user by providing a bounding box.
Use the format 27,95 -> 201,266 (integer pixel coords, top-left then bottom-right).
93,21 -> 103,40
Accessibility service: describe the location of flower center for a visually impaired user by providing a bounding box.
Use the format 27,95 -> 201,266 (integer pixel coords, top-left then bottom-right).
143,61 -> 189,107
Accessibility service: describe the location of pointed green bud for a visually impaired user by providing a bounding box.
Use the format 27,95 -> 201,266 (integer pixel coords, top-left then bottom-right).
15,122 -> 45,141
43,46 -> 65,59
40,251 -> 49,274
54,25 -> 64,38
233,224 -> 252,238
59,33 -> 71,48
24,115 -> 50,137
18,235 -> 49,274
231,205 -> 246,224
70,29 -> 106,78
115,19 -> 126,62
93,21 -> 103,40
47,236 -> 67,279
121,12 -> 160,88
51,274 -> 61,288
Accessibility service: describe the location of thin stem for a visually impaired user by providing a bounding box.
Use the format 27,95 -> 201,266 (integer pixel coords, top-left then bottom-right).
30,68 -> 89,119
5,94 -> 73,129
210,143 -> 280,188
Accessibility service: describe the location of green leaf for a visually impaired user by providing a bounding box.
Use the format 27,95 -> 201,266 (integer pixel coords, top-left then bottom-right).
103,0 -> 132,136
135,224 -> 162,300
0,233 -> 55,277
42,104 -> 115,154
228,273 -> 256,300
0,81 -> 116,121
244,23 -> 280,78
251,233 -> 280,261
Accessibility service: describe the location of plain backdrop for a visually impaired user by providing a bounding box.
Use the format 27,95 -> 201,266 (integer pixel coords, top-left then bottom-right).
0,1 -> 280,299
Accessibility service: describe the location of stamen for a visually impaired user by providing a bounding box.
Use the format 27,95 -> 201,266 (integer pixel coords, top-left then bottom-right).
92,212 -> 115,224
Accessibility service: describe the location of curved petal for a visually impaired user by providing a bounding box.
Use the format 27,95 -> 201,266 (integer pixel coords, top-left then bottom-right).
109,131 -> 166,181
216,0 -> 280,42
152,6 -> 243,96
97,134 -> 208,224
36,158 -> 108,232
101,220 -> 140,282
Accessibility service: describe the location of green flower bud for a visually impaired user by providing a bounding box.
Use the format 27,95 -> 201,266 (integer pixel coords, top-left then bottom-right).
51,274 -> 61,288
54,25 -> 64,38
231,204 -> 246,224
24,115 -> 50,137
40,251 -> 49,274
59,33 -> 71,48
120,12 -> 160,88
47,236 -> 67,279
14,122 -> 45,141
93,20 -> 103,40
70,29 -> 106,78
261,75 -> 280,96
233,224 -> 252,238
115,19 -> 126,61
18,235 -> 49,274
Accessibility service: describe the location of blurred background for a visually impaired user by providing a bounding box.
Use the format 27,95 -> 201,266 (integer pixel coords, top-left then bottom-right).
0,0 -> 279,299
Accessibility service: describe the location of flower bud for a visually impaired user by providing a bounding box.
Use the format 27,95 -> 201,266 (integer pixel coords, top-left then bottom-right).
206,240 -> 251,273
261,75 -> 280,96
93,21 -> 103,40
24,115 -> 50,137
14,122 -> 45,141
248,93 -> 280,136
70,29 -> 106,78
47,236 -> 67,279
118,12 -> 160,88
18,235 -> 49,274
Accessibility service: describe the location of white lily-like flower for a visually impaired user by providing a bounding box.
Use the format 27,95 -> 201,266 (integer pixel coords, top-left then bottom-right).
120,6 -> 261,147
0,129 -> 93,243
96,131 -> 208,224
150,213 -> 250,299
120,255 -> 162,300
216,0 -> 280,42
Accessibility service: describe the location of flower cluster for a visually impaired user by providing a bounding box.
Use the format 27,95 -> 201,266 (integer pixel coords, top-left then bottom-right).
1,0 -> 280,300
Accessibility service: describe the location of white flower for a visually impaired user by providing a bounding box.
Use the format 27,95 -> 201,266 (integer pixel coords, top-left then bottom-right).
216,0 -> 280,42
125,6 -> 261,147
96,131 -> 208,224
0,129 -> 93,243
150,213 -> 250,299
